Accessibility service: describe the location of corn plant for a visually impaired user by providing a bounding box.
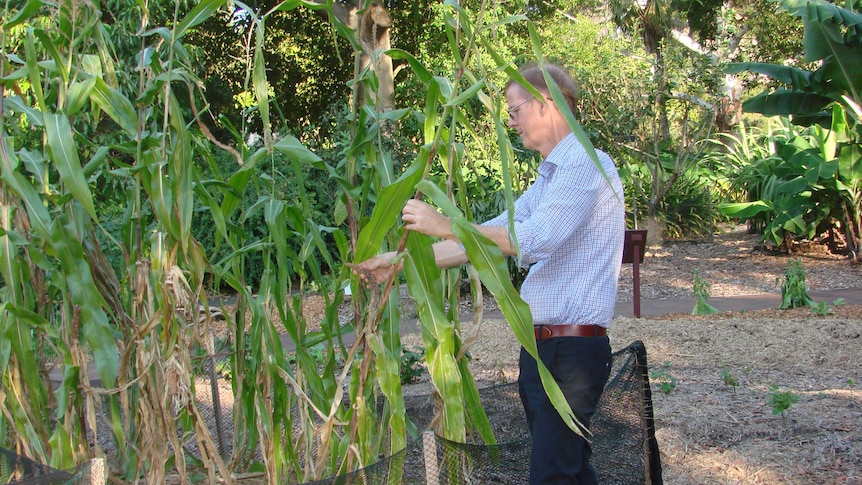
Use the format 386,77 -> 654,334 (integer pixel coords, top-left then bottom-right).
1,1 -> 235,481
1,1 -> 607,483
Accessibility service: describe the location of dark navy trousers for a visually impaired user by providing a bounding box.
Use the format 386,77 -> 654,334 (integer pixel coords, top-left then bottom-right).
518,336 -> 612,484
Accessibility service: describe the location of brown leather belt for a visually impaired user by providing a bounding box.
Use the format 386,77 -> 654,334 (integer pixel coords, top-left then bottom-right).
534,324 -> 607,340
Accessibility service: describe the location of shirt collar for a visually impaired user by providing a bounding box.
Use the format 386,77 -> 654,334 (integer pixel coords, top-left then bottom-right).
538,132 -> 578,176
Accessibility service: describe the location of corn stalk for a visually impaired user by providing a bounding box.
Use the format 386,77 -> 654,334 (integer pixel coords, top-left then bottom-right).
1,0 -> 598,482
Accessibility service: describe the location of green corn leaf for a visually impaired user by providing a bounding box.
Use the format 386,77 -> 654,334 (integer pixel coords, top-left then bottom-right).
43,113 -> 97,220
65,78 -> 97,116
48,426 -> 74,470
445,79 -> 486,107
90,77 -> 138,136
33,29 -> 68,85
458,356 -> 496,445
24,29 -> 45,111
269,0 -> 303,13
424,81 -> 442,142
0,139 -> 52,237
142,150 -> 180,238
489,101 -> 519,250
167,93 -> 194,247
49,218 -> 118,389
274,135 -> 323,164
3,95 -> 44,126
387,49 -> 433,85
355,160 -> 424,262
0,304 -> 49,436
174,0 -> 226,41
403,234 -> 466,442
194,179 -> 229,247
692,299 -> 720,315
2,303 -> 58,337
420,180 -> 588,438
4,0 -> 47,28
223,167 -> 255,220
480,14 -> 529,32
368,335 -> 407,452
253,21 -> 272,147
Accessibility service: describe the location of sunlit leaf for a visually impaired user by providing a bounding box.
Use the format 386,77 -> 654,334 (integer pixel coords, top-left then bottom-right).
174,0 -> 226,40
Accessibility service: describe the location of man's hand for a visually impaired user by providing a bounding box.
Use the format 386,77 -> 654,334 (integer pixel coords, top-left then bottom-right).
401,199 -> 454,239
351,252 -> 400,286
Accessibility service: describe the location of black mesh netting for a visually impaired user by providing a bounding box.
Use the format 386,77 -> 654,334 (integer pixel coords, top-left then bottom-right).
300,340 -> 662,485
5,340 -> 661,484
0,447 -> 99,484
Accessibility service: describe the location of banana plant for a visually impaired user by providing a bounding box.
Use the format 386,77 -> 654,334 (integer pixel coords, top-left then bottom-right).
722,0 -> 861,260
725,0 -> 861,127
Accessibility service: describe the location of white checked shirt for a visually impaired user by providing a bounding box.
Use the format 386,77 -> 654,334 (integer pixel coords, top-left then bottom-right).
484,133 -> 625,326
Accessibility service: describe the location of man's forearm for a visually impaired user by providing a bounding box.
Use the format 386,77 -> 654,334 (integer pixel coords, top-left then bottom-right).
471,224 -> 517,256
432,239 -> 470,268
430,224 -> 516,269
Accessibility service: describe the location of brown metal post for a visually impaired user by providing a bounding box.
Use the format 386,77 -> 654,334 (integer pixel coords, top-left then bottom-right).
632,244 -> 642,318
623,230 -> 647,318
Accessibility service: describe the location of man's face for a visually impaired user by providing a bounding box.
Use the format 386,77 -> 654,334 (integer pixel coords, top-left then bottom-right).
506,85 -> 541,151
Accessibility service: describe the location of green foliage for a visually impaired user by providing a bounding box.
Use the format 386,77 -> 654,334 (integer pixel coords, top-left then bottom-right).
809,298 -> 845,316
400,347 -> 425,384
7,0 -> 842,481
650,361 -> 678,395
619,153 -> 727,238
723,0 -> 862,260
779,258 -> 816,309
726,0 -> 861,128
720,369 -> 739,390
192,142 -> 340,287
733,0 -> 805,65
767,385 -> 799,417
691,269 -> 719,315
810,301 -> 833,316
718,112 -> 862,256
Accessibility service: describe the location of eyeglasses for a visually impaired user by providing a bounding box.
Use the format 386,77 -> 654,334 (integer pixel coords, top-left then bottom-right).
507,98 -> 535,120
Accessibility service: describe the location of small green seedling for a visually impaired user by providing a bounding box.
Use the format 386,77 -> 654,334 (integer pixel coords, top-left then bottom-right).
691,270 -> 719,315
721,369 -> 739,391
811,297 -> 845,316
811,301 -> 834,316
767,385 -> 799,417
650,361 -> 678,395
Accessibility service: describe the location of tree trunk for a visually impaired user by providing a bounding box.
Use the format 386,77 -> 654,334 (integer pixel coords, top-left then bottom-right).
326,1 -> 395,113
356,3 -> 394,112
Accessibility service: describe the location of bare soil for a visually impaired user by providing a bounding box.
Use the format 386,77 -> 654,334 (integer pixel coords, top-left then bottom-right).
387,226 -> 862,485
